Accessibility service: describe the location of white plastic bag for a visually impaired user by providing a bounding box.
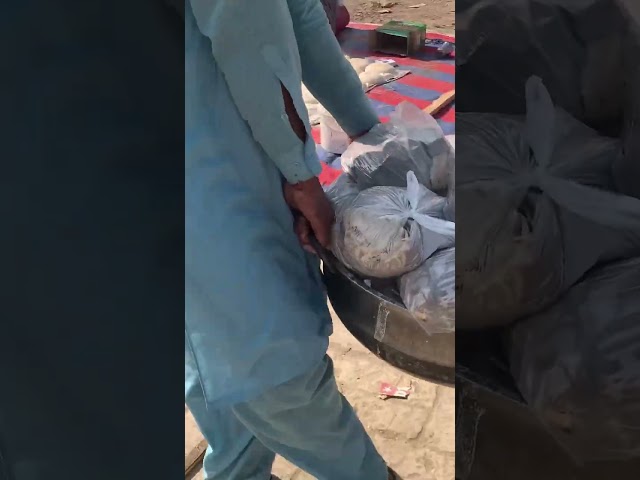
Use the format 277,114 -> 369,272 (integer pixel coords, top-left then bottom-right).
399,247 -> 455,335
340,102 -> 455,195
509,256 -> 640,462
332,171 -> 454,278
456,76 -> 638,330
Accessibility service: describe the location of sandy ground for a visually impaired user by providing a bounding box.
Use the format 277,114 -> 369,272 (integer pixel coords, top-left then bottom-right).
188,306 -> 454,480
271,307 -> 455,480
344,0 -> 454,34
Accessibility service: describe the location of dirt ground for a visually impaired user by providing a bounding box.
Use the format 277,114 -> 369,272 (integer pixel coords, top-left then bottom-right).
188,304 -> 455,480
344,0 -> 454,34
271,305 -> 455,480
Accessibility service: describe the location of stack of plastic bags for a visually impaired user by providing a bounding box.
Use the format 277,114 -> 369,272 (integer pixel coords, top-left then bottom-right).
455,77 -> 640,463
325,102 -> 456,335
454,0 -> 640,465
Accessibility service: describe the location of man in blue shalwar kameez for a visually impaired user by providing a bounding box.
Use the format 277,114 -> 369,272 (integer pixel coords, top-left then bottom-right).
185,1 -> 397,478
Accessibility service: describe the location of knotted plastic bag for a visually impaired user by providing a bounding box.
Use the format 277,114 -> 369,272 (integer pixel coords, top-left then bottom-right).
399,247 -> 455,335
332,171 -> 454,278
340,102 -> 455,195
456,76 -> 637,329
509,256 -> 640,463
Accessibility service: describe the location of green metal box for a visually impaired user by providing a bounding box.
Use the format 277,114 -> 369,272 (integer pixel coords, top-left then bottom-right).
369,21 -> 427,57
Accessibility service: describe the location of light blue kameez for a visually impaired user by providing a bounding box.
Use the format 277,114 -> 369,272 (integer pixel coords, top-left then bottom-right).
185,1 -> 386,478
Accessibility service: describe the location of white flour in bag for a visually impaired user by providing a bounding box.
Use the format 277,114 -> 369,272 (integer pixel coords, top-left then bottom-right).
332,171 -> 454,278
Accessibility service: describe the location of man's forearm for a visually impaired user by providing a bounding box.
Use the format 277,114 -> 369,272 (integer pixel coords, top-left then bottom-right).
286,0 -> 379,137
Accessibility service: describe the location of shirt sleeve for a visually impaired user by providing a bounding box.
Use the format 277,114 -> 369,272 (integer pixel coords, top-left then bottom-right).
286,0 -> 380,137
189,0 -> 321,183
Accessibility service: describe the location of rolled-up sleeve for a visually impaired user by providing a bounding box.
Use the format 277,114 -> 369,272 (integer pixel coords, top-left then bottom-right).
286,0 -> 379,137
190,0 -> 321,183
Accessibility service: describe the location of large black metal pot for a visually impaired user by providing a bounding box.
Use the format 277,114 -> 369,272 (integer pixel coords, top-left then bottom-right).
322,259 -> 455,386
322,256 -> 640,478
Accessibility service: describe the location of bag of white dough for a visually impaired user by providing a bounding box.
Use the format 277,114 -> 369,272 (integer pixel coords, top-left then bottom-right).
341,102 -> 455,195
332,171 -> 454,278
455,76 -> 638,330
509,256 -> 640,463
399,247 -> 455,335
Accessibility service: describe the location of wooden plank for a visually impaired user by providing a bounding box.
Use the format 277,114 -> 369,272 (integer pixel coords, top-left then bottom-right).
185,406 -> 208,476
424,89 -> 455,117
185,439 -> 207,477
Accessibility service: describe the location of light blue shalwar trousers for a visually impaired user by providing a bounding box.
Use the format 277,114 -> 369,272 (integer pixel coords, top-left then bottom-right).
185,1 -> 387,479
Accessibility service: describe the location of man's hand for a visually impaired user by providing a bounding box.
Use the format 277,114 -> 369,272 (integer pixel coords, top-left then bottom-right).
292,214 -> 315,254
284,177 -> 335,251
279,83 -> 335,252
